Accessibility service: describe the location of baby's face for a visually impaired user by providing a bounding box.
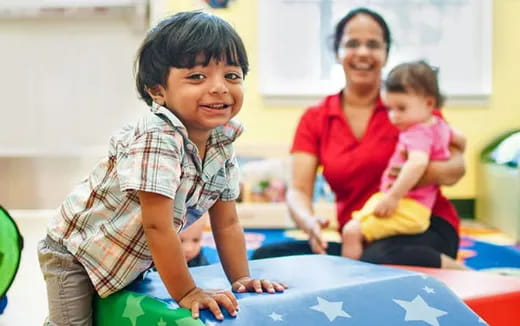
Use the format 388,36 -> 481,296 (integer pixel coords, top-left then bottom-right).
179,215 -> 208,262
382,91 -> 434,130
180,230 -> 203,262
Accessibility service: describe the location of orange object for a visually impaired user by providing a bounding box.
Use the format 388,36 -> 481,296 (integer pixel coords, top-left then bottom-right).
389,265 -> 520,326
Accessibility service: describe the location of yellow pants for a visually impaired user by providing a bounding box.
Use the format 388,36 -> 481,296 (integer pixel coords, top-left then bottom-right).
352,192 -> 431,242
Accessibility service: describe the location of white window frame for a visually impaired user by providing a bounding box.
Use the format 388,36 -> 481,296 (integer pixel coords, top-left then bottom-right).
258,0 -> 492,107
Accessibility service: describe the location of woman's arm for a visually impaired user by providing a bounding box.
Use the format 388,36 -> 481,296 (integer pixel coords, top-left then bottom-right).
419,129 -> 466,187
287,152 -> 330,254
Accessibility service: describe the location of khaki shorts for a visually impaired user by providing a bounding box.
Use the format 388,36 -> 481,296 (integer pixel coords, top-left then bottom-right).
37,236 -> 94,326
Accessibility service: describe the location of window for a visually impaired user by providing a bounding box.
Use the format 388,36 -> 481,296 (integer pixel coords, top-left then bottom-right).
258,0 -> 492,106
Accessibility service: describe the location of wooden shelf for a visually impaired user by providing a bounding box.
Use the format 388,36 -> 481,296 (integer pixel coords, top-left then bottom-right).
237,202 -> 337,229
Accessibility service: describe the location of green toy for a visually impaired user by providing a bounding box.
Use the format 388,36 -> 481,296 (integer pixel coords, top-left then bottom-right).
0,206 -> 23,300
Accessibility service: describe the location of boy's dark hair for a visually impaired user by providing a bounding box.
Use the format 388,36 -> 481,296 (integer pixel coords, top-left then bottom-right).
384,60 -> 445,108
135,11 -> 249,106
332,7 -> 391,55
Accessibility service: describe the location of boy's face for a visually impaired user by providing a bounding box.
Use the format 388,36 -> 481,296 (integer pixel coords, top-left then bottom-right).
382,91 -> 434,130
154,58 -> 244,138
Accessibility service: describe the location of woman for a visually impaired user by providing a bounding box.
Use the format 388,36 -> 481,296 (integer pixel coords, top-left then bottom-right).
252,8 -> 465,268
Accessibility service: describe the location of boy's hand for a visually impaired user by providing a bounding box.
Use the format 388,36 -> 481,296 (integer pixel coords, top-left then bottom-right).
231,276 -> 288,294
178,287 -> 238,320
373,194 -> 399,217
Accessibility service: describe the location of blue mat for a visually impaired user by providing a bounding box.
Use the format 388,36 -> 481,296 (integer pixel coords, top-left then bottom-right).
126,255 -> 485,325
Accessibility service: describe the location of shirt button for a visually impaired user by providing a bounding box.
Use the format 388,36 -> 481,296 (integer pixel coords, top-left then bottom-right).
186,144 -> 194,151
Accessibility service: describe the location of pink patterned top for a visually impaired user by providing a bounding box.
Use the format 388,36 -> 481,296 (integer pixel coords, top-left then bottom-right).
380,116 -> 453,209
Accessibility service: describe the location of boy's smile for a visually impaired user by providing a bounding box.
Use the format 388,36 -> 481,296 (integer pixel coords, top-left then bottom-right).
152,59 -> 244,141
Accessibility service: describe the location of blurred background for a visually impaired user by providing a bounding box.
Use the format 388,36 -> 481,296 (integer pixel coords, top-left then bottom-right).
0,0 -> 518,212
0,0 -> 519,324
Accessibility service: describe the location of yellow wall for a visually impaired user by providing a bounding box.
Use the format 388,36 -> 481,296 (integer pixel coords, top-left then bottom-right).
168,0 -> 520,199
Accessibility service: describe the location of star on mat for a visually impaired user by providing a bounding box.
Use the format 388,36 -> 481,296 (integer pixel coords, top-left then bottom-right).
393,295 -> 447,326
310,296 -> 351,322
269,312 -> 283,321
423,286 -> 435,294
121,294 -> 144,326
176,316 -> 205,326
157,317 -> 167,326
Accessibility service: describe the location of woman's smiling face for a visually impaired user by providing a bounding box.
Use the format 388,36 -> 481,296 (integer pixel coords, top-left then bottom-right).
337,13 -> 388,89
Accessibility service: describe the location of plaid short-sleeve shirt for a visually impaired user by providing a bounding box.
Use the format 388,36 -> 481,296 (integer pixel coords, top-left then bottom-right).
47,104 -> 243,298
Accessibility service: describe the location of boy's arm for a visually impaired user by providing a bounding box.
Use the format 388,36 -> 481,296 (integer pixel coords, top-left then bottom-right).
139,191 -> 196,301
209,200 -> 287,294
140,191 -> 239,320
208,200 -> 249,283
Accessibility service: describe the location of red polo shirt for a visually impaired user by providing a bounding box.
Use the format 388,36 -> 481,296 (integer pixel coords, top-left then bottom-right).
291,92 -> 460,232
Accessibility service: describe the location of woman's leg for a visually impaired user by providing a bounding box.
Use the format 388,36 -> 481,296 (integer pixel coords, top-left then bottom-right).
251,240 -> 341,259
38,237 -> 95,326
360,216 -> 459,268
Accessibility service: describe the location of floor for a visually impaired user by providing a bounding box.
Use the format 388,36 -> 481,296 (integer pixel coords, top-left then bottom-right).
0,211 -> 49,326
2,211 -> 517,325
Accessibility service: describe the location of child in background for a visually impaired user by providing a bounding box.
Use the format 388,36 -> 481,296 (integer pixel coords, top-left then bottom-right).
181,213 -> 210,268
341,61 -> 465,262
38,11 -> 286,325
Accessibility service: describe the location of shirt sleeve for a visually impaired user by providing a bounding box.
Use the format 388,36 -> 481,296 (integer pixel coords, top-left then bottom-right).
219,154 -> 241,201
399,124 -> 434,156
291,107 -> 321,156
117,130 -> 182,199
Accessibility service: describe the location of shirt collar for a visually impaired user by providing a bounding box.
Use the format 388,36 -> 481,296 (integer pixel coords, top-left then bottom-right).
326,90 -> 387,117
150,104 -> 244,146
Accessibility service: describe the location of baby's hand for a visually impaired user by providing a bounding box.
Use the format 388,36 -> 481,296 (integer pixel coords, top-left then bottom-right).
373,194 -> 399,217
231,276 -> 288,294
178,287 -> 238,320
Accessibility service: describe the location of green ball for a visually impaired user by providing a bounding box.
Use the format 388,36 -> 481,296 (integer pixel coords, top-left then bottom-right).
0,206 -> 23,297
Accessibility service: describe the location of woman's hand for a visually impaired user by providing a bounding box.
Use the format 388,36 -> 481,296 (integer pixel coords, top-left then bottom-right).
231,276 -> 288,294
304,216 -> 330,254
178,287 -> 238,320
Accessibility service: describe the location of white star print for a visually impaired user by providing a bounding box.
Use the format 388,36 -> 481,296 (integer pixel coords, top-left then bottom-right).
423,286 -> 435,294
310,296 -> 351,322
157,317 -> 167,326
121,294 -> 145,326
269,312 -> 283,321
393,295 -> 447,326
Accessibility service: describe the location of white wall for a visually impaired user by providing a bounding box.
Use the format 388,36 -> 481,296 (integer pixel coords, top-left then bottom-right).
0,14 -> 148,208
0,15 -> 145,156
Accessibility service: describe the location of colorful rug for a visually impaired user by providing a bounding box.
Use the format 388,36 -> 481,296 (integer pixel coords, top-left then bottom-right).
458,221 -> 520,275
200,220 -> 520,274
